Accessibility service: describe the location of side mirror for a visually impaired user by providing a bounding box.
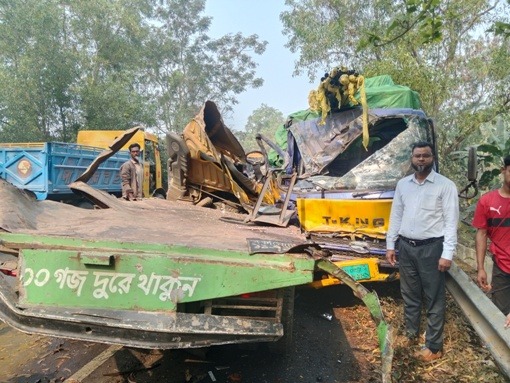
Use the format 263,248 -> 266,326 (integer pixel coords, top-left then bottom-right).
459,146 -> 478,199
467,146 -> 477,182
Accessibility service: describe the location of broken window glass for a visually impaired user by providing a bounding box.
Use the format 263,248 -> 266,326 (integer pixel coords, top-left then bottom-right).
289,109 -> 433,191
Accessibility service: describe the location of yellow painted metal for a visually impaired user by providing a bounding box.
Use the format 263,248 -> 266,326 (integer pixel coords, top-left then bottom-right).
77,130 -> 154,151
181,118 -> 280,207
77,130 -> 162,197
309,258 -> 392,288
296,198 -> 392,239
182,119 -> 251,205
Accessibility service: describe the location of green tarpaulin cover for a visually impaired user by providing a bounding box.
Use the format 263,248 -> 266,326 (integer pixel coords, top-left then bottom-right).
356,75 -> 421,109
267,75 -> 422,166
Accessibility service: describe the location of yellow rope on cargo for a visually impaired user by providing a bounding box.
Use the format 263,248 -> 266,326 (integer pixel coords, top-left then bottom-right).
308,82 -> 330,125
308,66 -> 368,133
357,75 -> 369,150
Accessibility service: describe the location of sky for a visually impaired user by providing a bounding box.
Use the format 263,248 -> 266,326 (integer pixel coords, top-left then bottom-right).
204,0 -> 315,131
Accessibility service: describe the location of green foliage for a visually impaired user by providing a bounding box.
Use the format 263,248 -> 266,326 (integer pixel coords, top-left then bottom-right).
280,0 -> 510,191
240,104 -> 285,151
362,0 -> 510,47
487,0 -> 510,37
490,21 -> 510,37
474,115 -> 510,190
281,0 -> 372,79
450,114 -> 509,224
0,0 -> 79,141
365,0 -> 443,47
141,1 -> 267,132
0,0 -> 266,142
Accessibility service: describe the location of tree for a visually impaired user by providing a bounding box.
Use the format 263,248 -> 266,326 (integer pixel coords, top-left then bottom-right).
65,0 -> 156,137
0,0 -> 267,142
280,0 -> 510,188
0,0 -> 80,141
143,0 -> 266,132
363,0 -> 510,47
281,0 -> 374,78
241,104 -> 285,152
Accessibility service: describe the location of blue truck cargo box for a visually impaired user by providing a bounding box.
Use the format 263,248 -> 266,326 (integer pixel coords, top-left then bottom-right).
0,142 -> 129,201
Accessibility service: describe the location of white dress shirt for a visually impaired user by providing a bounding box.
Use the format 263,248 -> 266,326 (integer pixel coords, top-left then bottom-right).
386,170 -> 459,260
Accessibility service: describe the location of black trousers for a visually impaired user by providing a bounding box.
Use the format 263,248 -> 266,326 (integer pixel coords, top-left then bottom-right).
491,261 -> 510,316
398,239 -> 445,351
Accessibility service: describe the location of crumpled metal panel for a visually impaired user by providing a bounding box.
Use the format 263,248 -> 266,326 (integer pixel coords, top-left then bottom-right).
289,108 -> 363,175
182,102 -> 239,193
289,108 -> 428,177
202,101 -> 246,161
180,101 -> 260,207
307,117 -> 431,190
183,101 -> 246,166
74,126 -> 140,184
175,101 -> 279,211
0,270 -> 285,349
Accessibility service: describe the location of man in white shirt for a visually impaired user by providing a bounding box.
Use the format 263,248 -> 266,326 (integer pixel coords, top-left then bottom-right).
386,141 -> 459,362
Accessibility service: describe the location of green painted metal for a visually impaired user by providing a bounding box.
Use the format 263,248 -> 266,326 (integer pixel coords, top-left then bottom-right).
2,233 -> 315,312
341,264 -> 371,280
316,259 -> 393,383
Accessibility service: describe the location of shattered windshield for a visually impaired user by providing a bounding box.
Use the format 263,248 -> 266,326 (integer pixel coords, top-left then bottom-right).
290,109 -> 433,191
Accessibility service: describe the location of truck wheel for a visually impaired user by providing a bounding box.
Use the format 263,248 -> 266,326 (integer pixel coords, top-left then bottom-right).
76,200 -> 94,209
152,188 -> 167,199
268,287 -> 295,354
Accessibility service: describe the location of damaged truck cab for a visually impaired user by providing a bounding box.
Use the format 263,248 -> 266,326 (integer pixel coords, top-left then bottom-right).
289,108 -> 438,286
163,98 -> 448,287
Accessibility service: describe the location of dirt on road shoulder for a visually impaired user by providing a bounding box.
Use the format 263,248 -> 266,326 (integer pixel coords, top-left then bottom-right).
335,282 -> 507,383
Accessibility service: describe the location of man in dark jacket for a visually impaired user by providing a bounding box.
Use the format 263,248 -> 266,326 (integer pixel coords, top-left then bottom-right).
120,143 -> 143,200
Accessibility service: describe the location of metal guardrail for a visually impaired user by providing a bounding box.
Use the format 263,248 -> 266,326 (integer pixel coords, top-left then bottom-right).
446,262 -> 510,378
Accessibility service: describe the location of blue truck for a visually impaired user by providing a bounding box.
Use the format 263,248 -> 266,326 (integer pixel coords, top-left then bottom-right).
0,142 -> 129,203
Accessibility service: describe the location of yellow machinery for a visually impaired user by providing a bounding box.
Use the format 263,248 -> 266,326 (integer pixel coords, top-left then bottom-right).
166,101 -> 285,218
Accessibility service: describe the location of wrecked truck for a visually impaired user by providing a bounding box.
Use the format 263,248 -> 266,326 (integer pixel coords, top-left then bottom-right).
282,105 -> 473,287
0,108 -> 394,380
163,82 -> 430,287
290,107 -> 437,287
164,102 -> 433,286
164,94 -> 476,289
0,180 -> 391,372
166,101 -> 293,224
0,185 -> 311,352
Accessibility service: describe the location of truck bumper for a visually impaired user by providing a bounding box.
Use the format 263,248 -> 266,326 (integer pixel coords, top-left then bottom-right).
0,232 -> 315,349
0,272 -> 285,349
309,257 -> 398,288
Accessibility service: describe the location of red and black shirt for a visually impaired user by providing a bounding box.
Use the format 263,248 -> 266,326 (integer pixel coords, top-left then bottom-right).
472,189 -> 510,274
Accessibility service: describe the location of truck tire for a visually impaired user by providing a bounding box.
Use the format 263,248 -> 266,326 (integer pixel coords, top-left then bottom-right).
268,287 -> 295,354
76,200 -> 94,209
152,187 -> 167,199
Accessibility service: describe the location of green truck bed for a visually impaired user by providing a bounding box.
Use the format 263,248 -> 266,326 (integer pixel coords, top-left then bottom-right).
0,179 -> 314,349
